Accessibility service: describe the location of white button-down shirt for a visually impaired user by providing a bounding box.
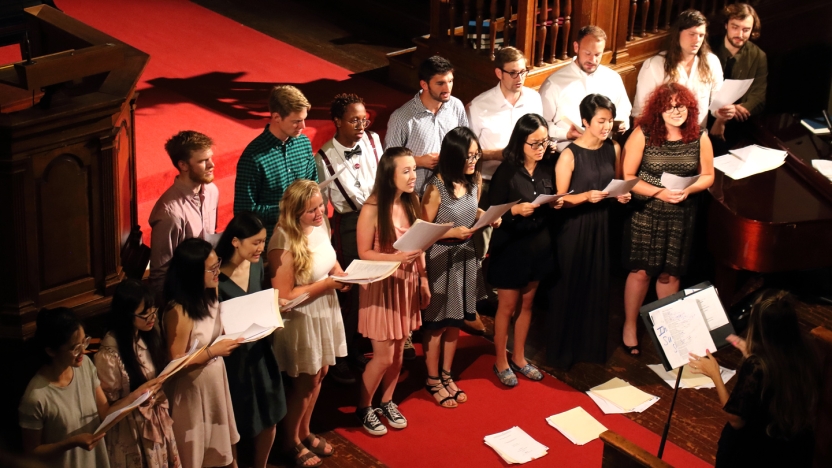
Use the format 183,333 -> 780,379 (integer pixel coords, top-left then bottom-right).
632,52 -> 724,127
467,84 -> 543,179
540,58 -> 633,147
315,132 -> 382,214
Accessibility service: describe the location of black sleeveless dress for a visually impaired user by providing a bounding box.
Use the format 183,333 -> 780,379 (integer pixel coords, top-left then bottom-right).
547,139 -> 616,369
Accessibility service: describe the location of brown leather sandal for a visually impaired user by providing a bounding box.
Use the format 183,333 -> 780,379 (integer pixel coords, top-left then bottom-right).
293,442 -> 321,467
303,433 -> 334,458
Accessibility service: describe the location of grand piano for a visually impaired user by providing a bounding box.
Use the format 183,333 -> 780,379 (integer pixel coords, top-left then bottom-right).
708,113 -> 832,301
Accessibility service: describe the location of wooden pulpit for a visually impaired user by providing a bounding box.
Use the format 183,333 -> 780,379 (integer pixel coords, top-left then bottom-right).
0,5 -> 148,340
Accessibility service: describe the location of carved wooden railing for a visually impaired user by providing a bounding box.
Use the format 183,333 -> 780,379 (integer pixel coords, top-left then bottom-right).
626,0 -> 740,41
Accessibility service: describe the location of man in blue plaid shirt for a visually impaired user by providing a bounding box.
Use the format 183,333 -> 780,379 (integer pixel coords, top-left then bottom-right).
234,85 -> 318,240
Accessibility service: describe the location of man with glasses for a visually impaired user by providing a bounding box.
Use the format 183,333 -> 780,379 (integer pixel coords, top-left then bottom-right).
149,130 -> 219,294
315,93 -> 382,383
540,25 -> 632,151
466,46 -> 543,334
235,85 -> 318,243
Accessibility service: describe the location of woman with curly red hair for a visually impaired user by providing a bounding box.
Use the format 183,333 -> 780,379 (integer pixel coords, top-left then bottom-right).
619,82 -> 714,355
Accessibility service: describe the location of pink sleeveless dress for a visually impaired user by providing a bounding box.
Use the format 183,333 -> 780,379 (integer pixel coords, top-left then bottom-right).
357,224 -> 422,341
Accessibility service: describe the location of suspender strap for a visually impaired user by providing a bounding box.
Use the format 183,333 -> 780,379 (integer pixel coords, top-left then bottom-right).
317,149 -> 359,212
366,131 -> 380,163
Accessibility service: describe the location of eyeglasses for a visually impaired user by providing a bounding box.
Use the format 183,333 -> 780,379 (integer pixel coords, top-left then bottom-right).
501,69 -> 529,79
466,151 -> 483,162
205,258 -> 222,275
346,119 -> 372,130
664,104 -> 687,114
71,336 -> 92,357
135,309 -> 158,322
525,138 -> 553,151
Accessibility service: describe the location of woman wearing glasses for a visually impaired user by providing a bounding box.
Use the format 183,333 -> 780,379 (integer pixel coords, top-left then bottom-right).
216,212 -> 286,468
488,113 -> 563,387
420,127 -> 496,407
620,82 -> 714,355
19,307 -> 157,468
94,278 -> 180,467
163,238 -> 243,468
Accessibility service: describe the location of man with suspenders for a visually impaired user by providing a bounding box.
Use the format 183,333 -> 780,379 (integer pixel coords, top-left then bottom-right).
316,93 -> 382,384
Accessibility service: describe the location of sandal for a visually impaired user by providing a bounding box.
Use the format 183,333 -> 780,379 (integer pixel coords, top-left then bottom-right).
441,369 -> 467,403
425,375 -> 457,408
622,340 -> 641,356
509,359 -> 544,381
303,433 -> 334,458
493,364 -> 518,387
293,442 -> 321,467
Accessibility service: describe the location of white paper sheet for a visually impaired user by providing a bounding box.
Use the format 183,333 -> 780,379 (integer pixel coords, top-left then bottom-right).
585,391 -> 660,414
219,288 -> 283,334
334,260 -> 400,284
589,377 -> 657,411
94,390 -> 152,434
649,298 -> 717,370
318,166 -> 346,189
471,200 -> 519,231
531,191 -> 571,206
660,173 -> 700,191
158,339 -> 201,378
392,220 -> 453,252
205,232 -> 222,248
546,407 -> 607,445
812,159 -> 832,180
280,292 -> 310,312
212,322 -> 275,344
483,426 -> 548,464
602,178 -> 639,198
708,79 -> 754,112
688,287 -> 730,330
714,144 -> 788,180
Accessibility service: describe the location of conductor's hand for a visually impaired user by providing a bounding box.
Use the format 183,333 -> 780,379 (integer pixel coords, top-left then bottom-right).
688,350 -> 720,381
511,202 -> 537,217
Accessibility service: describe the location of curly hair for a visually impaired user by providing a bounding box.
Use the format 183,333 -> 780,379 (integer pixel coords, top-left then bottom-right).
636,83 -> 700,146
277,180 -> 322,285
330,93 -> 364,120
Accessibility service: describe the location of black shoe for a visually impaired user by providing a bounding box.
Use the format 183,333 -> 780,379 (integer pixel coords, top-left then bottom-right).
376,401 -> 407,429
403,335 -> 416,361
356,406 -> 387,436
329,358 -> 356,384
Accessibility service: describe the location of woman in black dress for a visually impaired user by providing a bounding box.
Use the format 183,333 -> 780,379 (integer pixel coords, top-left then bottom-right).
548,94 -> 630,370
689,290 -> 817,467
488,113 -> 563,387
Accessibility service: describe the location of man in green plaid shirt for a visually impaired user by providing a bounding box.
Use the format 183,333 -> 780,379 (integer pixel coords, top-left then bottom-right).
234,85 -> 318,240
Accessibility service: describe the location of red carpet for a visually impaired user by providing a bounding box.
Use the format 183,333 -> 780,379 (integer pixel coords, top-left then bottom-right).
55,0 -> 409,241
325,335 -> 711,467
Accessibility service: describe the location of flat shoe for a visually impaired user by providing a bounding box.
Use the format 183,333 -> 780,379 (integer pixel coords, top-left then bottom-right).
303,433 -> 334,458
493,365 -> 518,387
292,443 -> 321,467
509,360 -> 543,381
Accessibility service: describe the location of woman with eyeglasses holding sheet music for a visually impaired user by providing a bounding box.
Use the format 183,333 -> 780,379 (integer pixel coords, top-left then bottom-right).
94,278 -> 180,467
487,113 -> 563,387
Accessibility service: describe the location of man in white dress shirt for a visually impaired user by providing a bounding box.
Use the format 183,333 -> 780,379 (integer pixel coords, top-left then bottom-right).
316,93 -> 382,383
540,25 -> 632,151
632,9 -> 733,128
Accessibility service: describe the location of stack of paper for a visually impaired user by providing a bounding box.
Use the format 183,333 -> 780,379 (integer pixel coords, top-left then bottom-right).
588,378 -> 659,414
713,144 -> 788,179
483,426 -> 548,464
546,407 -> 607,445
812,160 -> 832,181
647,364 -> 737,389
334,260 -> 400,284
218,288 -> 284,343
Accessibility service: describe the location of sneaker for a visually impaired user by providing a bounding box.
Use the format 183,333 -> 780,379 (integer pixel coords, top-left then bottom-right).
376,401 -> 407,429
356,406 -> 387,436
403,334 -> 416,361
330,358 -> 356,384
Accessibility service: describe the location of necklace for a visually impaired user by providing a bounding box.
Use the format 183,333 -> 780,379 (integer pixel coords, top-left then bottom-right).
339,144 -> 363,189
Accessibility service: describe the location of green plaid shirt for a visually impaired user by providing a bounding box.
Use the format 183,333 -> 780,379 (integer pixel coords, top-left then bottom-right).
234,125 -> 318,240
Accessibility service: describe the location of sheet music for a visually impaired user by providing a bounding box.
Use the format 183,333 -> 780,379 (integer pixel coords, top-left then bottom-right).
546,407 -> 607,445
660,173 -> 700,190
391,220 -> 453,252
318,166 -> 346,189
708,79 -> 754,112
158,339 -> 201,378
812,160 -> 832,180
219,288 -> 283,334
688,287 -> 730,330
649,298 -> 717,369
531,191 -> 571,206
94,390 -> 152,434
471,200 -> 519,231
212,322 -> 274,344
714,145 -> 788,179
280,292 -> 310,312
602,178 -> 639,198
483,426 -> 548,464
335,260 -> 400,283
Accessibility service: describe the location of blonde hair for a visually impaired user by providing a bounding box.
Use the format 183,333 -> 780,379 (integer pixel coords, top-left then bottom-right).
268,85 -> 311,118
277,179 -> 321,284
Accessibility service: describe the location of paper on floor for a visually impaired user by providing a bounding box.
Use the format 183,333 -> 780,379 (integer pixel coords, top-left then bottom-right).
483,426 -> 548,464
647,363 -> 737,389
589,377 -> 657,412
586,391 -> 659,414
546,407 -> 607,445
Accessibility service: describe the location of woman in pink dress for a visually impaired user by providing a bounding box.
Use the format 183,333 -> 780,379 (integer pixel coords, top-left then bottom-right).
354,147 -> 431,436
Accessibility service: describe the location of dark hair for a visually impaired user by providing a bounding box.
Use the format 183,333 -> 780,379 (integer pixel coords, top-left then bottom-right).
745,290 -> 818,439
418,55 -> 454,84
108,279 -> 168,392
34,307 -> 82,364
663,10 -> 714,85
330,93 -> 365,120
163,238 -> 217,320
502,113 -> 550,167
579,94 -> 617,126
636,82 -> 700,146
577,25 -> 607,43
437,127 -> 480,198
724,3 -> 761,40
164,130 -> 214,169
216,212 -> 266,262
370,147 -> 420,250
